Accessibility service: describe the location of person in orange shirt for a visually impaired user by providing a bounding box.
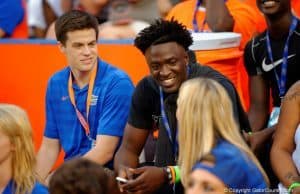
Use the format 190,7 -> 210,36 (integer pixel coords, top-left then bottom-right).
166,0 -> 258,109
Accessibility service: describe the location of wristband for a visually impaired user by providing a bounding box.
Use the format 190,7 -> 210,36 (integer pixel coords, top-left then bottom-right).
168,166 -> 176,184
163,167 -> 173,184
288,182 -> 300,194
173,166 -> 181,183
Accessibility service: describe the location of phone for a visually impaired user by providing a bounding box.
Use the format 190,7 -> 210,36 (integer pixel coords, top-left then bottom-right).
116,176 -> 128,184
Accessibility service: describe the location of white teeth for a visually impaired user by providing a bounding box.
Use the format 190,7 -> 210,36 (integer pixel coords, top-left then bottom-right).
263,1 -> 276,6
162,78 -> 175,85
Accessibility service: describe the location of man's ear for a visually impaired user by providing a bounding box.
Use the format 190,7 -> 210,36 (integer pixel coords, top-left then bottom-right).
58,41 -> 65,53
184,51 -> 189,66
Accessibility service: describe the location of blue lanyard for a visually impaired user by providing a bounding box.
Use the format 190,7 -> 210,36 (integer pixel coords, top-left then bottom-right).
192,0 -> 227,32
266,16 -> 298,98
159,87 -> 178,157
192,0 -> 205,32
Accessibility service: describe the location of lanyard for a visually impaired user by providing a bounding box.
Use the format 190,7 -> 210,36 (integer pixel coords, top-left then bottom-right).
159,87 -> 178,157
192,0 -> 227,32
266,16 -> 298,98
68,63 -> 97,140
192,0 -> 206,32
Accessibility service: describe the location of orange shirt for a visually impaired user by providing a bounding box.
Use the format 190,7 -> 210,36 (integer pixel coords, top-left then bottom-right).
166,0 -> 257,109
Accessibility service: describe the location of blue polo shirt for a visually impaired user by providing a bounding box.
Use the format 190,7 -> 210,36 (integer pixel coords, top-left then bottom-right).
3,180 -> 48,194
44,59 -> 134,167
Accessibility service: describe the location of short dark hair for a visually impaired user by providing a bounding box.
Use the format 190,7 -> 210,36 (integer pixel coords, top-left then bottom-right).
55,10 -> 99,45
49,159 -> 108,194
134,18 -> 193,54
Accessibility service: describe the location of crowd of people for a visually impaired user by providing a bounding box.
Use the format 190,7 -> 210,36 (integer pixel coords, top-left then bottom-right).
1,0 -> 300,194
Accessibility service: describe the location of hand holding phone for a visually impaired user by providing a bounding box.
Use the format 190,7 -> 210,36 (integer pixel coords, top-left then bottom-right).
116,176 -> 128,184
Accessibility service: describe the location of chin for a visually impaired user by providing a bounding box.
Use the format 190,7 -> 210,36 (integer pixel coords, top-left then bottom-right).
162,86 -> 179,93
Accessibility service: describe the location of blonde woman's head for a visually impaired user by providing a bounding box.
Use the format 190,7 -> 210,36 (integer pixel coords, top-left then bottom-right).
0,104 -> 37,194
177,78 -> 269,187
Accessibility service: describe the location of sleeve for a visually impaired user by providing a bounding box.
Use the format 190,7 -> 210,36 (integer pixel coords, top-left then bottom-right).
227,1 -> 258,50
127,79 -> 154,130
44,78 -> 59,139
244,39 -> 260,76
0,0 -> 24,36
97,78 -> 134,136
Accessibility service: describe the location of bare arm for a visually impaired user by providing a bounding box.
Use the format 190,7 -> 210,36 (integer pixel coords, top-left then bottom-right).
36,137 -> 61,181
248,75 -> 270,132
0,28 -> 6,38
205,0 -> 234,32
271,82 -> 300,188
84,135 -> 120,165
157,0 -> 173,17
114,123 -> 149,174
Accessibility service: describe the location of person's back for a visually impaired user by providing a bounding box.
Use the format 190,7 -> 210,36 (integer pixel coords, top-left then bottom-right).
176,78 -> 269,193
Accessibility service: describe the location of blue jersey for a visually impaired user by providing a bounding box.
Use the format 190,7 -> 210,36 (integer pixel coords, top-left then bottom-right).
44,59 -> 134,166
3,180 -> 48,194
0,0 -> 24,36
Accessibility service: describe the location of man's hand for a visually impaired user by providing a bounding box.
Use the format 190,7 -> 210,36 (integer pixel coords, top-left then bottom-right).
292,186 -> 300,194
120,166 -> 166,194
243,126 -> 276,155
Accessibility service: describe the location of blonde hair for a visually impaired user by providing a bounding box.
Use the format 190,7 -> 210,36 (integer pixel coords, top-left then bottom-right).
177,78 -> 269,187
0,104 -> 38,194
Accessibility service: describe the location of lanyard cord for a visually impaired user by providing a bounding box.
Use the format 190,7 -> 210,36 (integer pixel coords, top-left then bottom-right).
68,63 -> 97,140
265,16 -> 298,98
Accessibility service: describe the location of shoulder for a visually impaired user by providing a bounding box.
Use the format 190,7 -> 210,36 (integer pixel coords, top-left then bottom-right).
31,182 -> 48,194
284,81 -> 300,102
135,76 -> 158,94
166,0 -> 193,18
48,67 -> 69,84
98,60 -> 132,83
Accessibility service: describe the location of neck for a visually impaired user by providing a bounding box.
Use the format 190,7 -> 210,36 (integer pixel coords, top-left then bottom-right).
267,12 -> 293,39
71,70 -> 92,89
0,158 -> 13,193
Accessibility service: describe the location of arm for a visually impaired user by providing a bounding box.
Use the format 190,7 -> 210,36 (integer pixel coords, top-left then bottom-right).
248,75 -> 270,132
84,135 -> 120,164
157,0 -> 173,17
0,29 -> 5,38
114,123 -> 149,174
36,137 -> 61,181
271,82 -> 300,189
205,0 -> 234,32
114,124 -> 168,194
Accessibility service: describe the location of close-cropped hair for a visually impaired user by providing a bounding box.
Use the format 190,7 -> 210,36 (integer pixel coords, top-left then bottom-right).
49,158 -> 109,194
55,10 -> 99,45
134,18 -> 193,54
0,104 -> 38,194
176,78 -> 269,187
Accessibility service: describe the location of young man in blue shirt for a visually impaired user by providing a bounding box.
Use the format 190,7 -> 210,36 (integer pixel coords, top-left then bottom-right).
36,10 -> 134,182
